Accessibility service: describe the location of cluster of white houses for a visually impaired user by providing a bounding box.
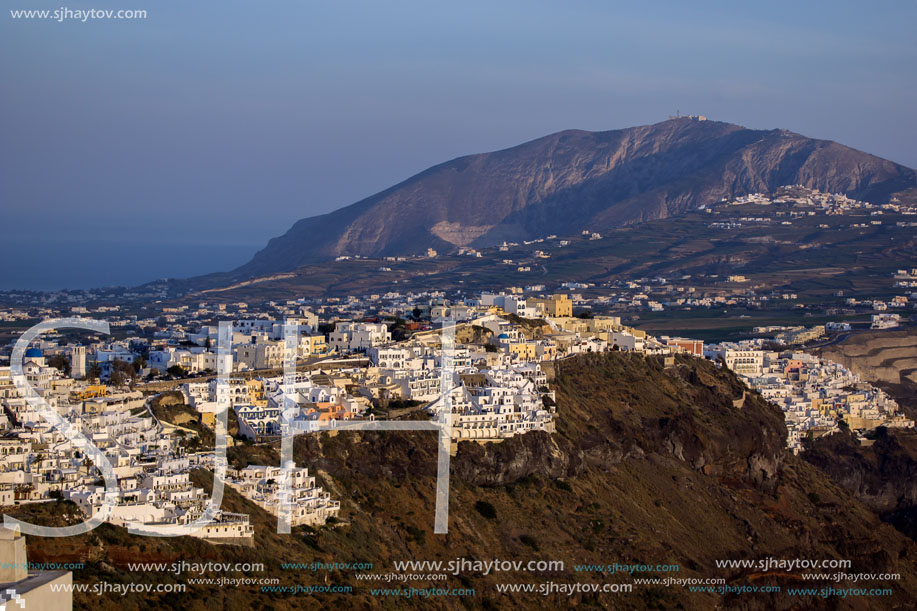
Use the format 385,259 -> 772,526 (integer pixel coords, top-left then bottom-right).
178,303 -> 702,445
7,284 -> 911,538
0,293 -> 704,533
224,465 -> 340,527
712,343 -> 913,452
0,350 -> 338,541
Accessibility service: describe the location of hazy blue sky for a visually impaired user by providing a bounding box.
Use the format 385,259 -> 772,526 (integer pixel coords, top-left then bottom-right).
2,0 -> 915,289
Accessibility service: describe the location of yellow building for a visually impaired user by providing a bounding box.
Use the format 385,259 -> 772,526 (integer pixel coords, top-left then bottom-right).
555,317 -> 590,334
304,334 -> 330,356
589,316 -> 621,332
200,410 -> 217,428
622,326 -> 647,339
508,342 -> 537,361
544,294 -> 573,317
246,379 -> 266,404
73,385 -> 108,401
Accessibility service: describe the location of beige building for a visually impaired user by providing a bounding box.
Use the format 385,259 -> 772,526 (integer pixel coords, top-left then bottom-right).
725,350 -> 765,377
533,294 -> 573,317
235,340 -> 283,370
0,528 -> 72,610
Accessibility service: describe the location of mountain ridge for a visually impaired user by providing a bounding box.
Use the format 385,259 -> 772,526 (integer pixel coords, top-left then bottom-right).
232,118 -> 915,279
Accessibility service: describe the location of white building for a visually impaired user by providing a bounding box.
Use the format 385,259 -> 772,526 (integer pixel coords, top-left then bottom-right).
725,350 -> 765,377
329,322 -> 391,353
70,345 -> 87,378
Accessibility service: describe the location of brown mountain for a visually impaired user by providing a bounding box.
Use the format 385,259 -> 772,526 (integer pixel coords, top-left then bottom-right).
233,117 -> 915,278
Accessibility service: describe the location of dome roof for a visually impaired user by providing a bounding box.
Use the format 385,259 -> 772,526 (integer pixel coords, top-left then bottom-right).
497,333 -> 510,339
24,348 -> 43,358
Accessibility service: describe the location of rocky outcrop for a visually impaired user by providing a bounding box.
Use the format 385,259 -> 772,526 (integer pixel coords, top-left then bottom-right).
803,426 -> 917,540
454,431 -> 582,486
452,353 -> 787,494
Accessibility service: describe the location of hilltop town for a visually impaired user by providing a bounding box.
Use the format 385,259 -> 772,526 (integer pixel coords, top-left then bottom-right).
0,276 -> 913,538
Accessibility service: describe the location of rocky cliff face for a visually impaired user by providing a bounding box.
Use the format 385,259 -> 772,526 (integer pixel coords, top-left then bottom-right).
804,427 -> 917,540
287,352 -> 917,608
234,118 -> 915,278
454,353 -> 787,493
286,353 -> 917,608
17,353 -> 917,609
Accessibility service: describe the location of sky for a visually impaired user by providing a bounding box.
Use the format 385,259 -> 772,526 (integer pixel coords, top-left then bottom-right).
1,0 -> 915,290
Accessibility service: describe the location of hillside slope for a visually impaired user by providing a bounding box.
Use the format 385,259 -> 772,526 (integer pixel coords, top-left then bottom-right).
803,426 -> 917,541
12,352 -> 917,609
233,118 -> 915,278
